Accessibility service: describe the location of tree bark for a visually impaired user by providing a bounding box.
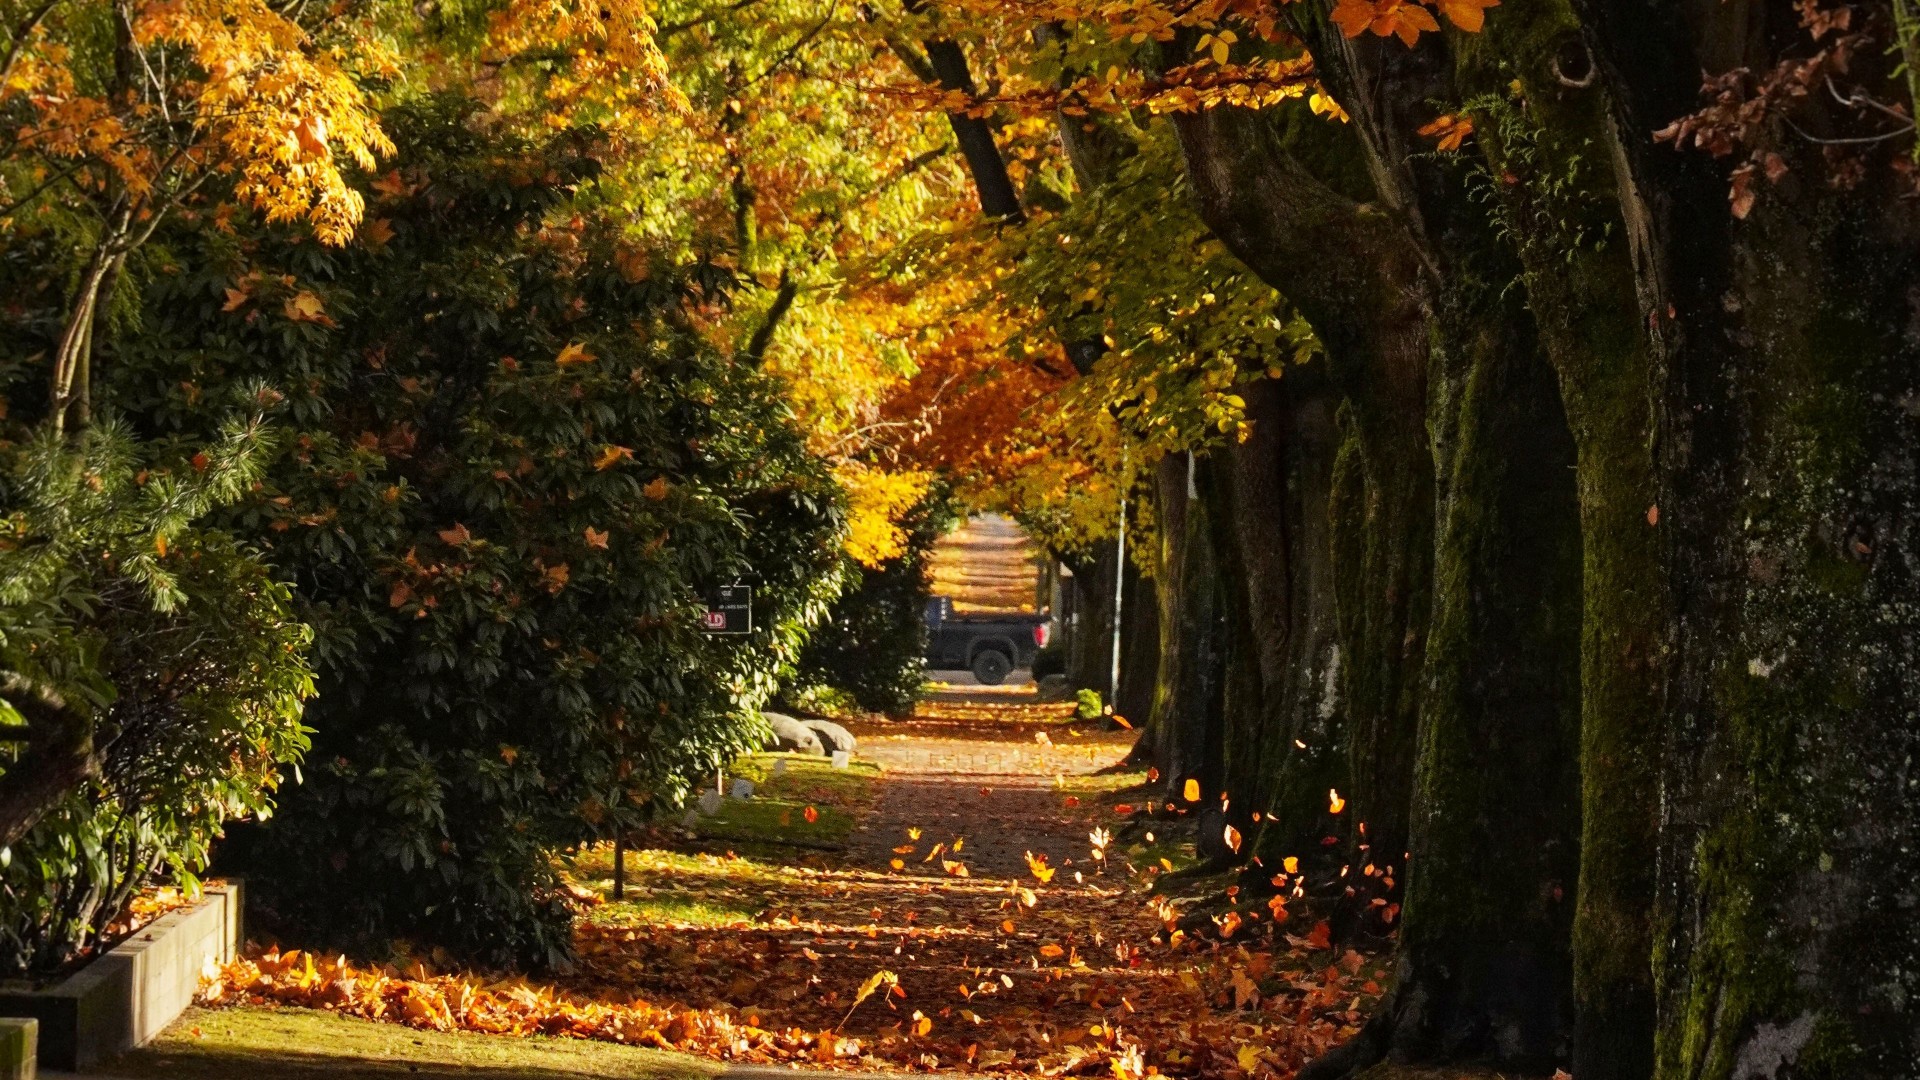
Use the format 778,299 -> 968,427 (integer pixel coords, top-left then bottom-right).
1567,2 -> 1920,1073
0,677 -> 98,849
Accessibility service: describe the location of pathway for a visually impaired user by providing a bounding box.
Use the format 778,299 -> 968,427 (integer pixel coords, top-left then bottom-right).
155,696 -> 1386,1080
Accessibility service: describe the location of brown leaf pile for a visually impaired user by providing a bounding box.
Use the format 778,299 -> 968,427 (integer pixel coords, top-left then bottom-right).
202,947 -> 883,1067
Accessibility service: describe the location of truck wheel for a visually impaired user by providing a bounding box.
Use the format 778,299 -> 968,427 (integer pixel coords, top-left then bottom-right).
971,649 -> 1012,686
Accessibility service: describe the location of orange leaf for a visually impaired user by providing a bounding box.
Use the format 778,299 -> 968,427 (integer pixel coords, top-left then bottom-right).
1435,0 -> 1499,31
555,342 -> 596,366
360,217 -> 395,249
389,581 -> 413,608
222,287 -> 250,312
1038,944 -> 1065,959
438,523 -> 471,546
1328,788 -> 1346,814
584,526 -> 609,549
804,805 -> 819,823
644,476 -> 670,500
1331,0 -> 1376,36
1224,823 -> 1243,853
594,445 -> 633,471
371,170 -> 410,197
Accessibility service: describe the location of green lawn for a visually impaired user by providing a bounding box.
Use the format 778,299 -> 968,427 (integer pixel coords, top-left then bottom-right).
94,1005 -> 722,1080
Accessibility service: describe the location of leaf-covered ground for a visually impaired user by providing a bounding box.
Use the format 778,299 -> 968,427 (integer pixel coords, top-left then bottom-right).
199,698 -> 1388,1078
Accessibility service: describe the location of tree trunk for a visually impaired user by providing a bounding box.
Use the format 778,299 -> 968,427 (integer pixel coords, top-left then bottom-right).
1568,2 -> 1920,1073
1114,553 -> 1158,727
1207,368 -> 1346,861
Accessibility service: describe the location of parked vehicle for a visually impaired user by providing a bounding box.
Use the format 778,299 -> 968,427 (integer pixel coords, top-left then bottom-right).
923,597 -> 1051,685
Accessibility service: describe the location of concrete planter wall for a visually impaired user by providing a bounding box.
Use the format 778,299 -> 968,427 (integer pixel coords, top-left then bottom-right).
0,880 -> 241,1070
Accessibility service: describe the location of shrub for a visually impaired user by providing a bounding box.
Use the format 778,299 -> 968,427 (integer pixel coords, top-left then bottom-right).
792,485 -> 956,715
100,98 -> 844,967
0,425 -> 313,976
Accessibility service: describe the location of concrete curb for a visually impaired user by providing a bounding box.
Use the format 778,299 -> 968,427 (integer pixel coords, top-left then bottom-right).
0,882 -> 241,1071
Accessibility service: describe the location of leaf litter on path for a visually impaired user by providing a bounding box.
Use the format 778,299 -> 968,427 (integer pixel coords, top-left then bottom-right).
202,699 -> 1386,1077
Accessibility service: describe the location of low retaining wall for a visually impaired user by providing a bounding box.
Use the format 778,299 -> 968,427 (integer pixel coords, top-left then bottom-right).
0,880 -> 241,1070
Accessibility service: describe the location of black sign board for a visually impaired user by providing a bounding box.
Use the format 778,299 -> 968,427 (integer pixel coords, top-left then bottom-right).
701,585 -> 752,635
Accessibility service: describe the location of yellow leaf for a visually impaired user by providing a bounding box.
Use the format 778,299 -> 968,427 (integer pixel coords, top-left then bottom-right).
594,445 -> 632,470
555,342 -> 596,366
284,290 -> 328,323
1024,851 -> 1055,883
851,970 -> 897,1008
1284,856 -> 1300,874
1329,788 -> 1346,815
890,858 -> 904,870
1210,39 -> 1230,64
1182,778 -> 1201,802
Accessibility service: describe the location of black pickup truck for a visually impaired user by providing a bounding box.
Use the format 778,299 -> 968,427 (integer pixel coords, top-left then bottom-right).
923,597 -> 1052,685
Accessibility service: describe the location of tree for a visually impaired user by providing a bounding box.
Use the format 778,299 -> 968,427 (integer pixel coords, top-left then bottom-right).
92,98 -> 844,966
0,0 -> 391,431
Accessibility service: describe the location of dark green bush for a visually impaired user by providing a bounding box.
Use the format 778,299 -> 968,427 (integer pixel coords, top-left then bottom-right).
97,98 -> 845,967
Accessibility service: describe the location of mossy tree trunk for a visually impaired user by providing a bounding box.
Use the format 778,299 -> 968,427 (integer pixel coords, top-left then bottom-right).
1568,1 -> 1920,1073
1206,367 -> 1349,863
1460,7 -> 1668,1074
1177,19 -> 1594,1071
